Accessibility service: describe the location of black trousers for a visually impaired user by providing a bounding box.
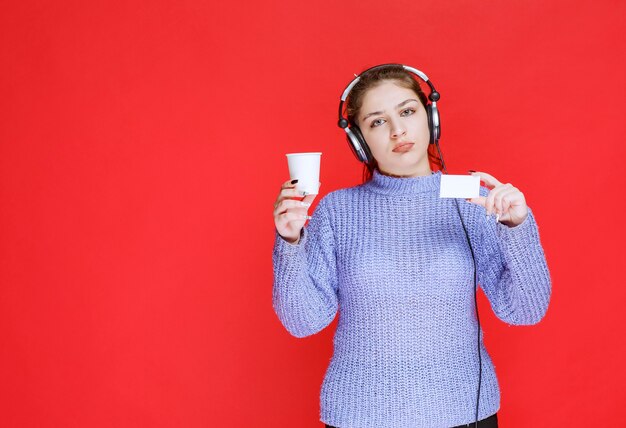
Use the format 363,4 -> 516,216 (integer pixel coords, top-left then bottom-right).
325,412 -> 498,428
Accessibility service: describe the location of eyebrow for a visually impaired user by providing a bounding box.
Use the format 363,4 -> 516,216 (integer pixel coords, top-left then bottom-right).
361,99 -> 419,123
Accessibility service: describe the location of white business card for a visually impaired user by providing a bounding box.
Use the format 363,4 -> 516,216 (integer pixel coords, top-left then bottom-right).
439,175 -> 480,198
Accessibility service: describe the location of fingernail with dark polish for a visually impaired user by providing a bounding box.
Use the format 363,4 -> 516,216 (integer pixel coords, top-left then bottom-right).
468,170 -> 476,174
291,179 -> 298,184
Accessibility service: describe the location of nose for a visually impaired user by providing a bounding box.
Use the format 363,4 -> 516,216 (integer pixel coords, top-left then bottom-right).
390,119 -> 406,139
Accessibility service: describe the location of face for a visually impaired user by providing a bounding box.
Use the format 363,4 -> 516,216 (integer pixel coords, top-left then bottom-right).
358,81 -> 431,177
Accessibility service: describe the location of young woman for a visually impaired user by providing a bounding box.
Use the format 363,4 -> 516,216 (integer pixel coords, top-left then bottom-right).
271,64 -> 551,428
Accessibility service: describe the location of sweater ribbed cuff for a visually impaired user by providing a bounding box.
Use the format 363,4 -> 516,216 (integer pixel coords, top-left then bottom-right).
495,207 -> 537,241
274,227 -> 307,251
495,208 -> 546,265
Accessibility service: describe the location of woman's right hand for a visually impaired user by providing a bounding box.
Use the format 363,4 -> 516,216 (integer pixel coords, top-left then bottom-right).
273,179 -> 319,244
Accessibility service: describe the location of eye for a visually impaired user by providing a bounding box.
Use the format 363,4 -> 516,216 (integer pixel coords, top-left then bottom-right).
400,108 -> 416,117
370,118 -> 386,128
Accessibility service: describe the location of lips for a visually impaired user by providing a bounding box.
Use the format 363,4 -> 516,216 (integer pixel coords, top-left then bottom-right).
392,143 -> 414,153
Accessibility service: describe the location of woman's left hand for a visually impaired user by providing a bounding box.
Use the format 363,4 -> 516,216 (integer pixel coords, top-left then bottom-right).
466,171 -> 529,227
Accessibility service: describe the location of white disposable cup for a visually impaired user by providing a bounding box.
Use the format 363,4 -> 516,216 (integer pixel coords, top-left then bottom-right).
286,152 -> 322,195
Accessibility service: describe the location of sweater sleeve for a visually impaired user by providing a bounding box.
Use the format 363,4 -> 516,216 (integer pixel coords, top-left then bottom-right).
272,197 -> 339,338
471,189 -> 552,326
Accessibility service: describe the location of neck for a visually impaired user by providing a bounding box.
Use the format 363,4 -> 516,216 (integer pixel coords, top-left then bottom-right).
378,167 -> 433,178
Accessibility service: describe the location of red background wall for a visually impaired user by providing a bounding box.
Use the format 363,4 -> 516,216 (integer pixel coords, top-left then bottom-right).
1,0 -> 625,426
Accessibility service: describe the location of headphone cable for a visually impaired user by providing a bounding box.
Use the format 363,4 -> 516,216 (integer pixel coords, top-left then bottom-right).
435,140 -> 482,427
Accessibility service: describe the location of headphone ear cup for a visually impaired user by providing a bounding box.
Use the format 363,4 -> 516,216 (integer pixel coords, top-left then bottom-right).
352,126 -> 373,164
346,126 -> 373,164
427,103 -> 441,145
345,132 -> 362,162
426,104 -> 435,145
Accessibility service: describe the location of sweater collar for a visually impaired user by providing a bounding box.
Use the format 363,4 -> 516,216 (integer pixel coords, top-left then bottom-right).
365,169 -> 441,196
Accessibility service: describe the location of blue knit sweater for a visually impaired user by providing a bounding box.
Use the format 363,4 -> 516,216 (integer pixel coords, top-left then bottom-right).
272,169 -> 551,428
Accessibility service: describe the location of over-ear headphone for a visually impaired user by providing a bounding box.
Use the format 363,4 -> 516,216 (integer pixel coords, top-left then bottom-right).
337,64 -> 441,164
